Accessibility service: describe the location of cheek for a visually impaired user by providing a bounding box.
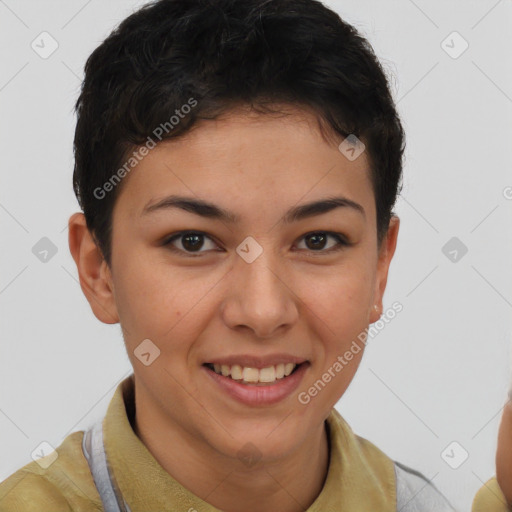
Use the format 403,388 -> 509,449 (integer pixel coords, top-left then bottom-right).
112,256 -> 215,347
304,267 -> 374,331
299,264 -> 374,400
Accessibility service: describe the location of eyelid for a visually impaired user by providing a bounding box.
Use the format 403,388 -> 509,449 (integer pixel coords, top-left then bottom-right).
295,231 -> 350,254
162,230 -> 220,257
162,230 -> 351,257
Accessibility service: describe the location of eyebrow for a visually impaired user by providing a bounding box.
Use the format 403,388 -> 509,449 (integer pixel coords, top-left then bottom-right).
141,195 -> 365,223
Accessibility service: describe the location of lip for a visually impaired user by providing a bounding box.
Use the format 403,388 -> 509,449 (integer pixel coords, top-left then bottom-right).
204,354 -> 308,369
203,361 -> 309,406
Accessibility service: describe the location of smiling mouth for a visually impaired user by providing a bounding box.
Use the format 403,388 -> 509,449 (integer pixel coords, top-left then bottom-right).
203,362 -> 304,386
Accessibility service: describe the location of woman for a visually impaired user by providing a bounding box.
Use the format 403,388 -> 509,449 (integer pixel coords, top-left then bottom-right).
0,0 -> 510,510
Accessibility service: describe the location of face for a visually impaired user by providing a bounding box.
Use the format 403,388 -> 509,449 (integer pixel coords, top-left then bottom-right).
72,105 -> 399,465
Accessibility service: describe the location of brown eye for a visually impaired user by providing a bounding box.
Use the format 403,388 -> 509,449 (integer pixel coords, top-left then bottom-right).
163,231 -> 219,255
180,233 -> 204,251
162,230 -> 349,258
296,232 -> 349,253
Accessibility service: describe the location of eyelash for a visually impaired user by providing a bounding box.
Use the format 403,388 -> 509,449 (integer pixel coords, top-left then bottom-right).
162,230 -> 351,257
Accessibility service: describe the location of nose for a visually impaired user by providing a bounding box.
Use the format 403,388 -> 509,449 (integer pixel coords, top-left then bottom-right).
221,249 -> 299,339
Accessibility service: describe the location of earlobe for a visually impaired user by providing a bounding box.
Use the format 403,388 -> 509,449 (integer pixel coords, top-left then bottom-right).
68,212 -> 119,325
369,303 -> 381,324
369,216 -> 400,324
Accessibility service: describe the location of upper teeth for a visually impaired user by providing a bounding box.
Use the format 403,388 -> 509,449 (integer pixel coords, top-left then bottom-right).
212,363 -> 297,383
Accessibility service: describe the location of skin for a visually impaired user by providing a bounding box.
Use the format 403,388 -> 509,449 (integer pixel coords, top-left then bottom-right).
68,103 -> 401,512
497,400 -> 512,505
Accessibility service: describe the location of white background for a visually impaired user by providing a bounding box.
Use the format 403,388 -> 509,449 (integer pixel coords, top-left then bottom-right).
1,1 -> 511,511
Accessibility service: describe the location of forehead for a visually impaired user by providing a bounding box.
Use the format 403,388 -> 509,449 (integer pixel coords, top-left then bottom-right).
113,106 -> 374,224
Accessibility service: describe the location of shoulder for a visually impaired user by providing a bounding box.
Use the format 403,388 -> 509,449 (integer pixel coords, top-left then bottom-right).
0,472 -> 72,512
347,422 -> 455,512
352,434 -> 456,511
393,460 -> 456,512
0,431 -> 102,512
472,476 -> 511,512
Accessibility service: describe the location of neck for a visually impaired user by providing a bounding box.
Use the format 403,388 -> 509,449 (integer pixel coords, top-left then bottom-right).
133,392 -> 330,512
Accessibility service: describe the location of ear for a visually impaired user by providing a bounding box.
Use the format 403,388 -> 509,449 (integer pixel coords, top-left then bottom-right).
369,215 -> 400,324
68,212 -> 119,324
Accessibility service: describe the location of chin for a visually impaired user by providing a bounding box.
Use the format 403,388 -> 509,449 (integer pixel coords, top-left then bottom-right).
214,420 -> 306,464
